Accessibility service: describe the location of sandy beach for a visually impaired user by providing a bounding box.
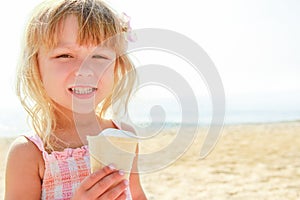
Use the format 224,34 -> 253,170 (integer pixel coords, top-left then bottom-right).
1,121 -> 300,199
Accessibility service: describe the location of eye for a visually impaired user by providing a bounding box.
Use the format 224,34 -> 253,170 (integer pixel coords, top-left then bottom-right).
55,54 -> 73,59
92,54 -> 109,60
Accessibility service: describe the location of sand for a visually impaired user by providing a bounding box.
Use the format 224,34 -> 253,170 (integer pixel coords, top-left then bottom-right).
0,137 -> 14,200
1,121 -> 300,199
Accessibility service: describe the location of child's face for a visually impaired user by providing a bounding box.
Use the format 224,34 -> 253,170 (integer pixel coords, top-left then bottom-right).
38,15 -> 116,114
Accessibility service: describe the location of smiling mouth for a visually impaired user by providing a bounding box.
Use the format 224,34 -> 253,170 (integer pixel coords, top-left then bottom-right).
68,87 -> 97,95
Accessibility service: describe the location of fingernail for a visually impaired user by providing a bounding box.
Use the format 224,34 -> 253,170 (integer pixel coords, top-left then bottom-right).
108,164 -> 116,170
124,179 -> 129,186
119,170 -> 125,176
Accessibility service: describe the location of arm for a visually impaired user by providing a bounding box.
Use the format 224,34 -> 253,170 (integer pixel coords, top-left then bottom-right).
5,137 -> 43,199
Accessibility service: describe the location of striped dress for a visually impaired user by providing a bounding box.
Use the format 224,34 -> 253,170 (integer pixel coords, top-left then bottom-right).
26,133 -> 132,200
26,134 -> 90,199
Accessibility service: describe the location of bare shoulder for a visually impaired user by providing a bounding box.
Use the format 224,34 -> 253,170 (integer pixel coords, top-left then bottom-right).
5,136 -> 43,199
111,119 -> 136,133
119,122 -> 136,134
7,136 -> 42,162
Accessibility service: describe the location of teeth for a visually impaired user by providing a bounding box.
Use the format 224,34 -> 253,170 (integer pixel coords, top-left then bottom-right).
71,88 -> 95,95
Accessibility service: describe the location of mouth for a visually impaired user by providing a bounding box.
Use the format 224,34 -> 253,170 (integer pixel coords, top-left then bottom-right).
68,86 -> 97,98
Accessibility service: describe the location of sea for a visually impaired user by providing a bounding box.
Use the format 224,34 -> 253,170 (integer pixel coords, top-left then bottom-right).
1,103 -> 300,137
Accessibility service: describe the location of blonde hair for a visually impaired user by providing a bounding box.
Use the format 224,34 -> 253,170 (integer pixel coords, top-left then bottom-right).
16,0 -> 136,149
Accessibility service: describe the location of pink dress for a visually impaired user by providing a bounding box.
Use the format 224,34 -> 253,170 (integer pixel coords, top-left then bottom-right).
25,134 -> 90,199
25,124 -> 132,200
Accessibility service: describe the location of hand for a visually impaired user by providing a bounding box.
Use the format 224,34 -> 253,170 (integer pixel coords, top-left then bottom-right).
72,165 -> 129,200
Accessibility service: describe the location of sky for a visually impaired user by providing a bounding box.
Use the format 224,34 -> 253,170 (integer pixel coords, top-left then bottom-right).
0,0 -> 299,113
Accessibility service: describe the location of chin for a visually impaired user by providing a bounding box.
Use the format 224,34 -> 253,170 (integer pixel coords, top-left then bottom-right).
71,100 -> 97,114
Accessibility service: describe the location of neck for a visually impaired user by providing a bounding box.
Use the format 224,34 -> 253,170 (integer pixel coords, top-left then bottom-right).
53,107 -> 106,147
72,111 -> 102,135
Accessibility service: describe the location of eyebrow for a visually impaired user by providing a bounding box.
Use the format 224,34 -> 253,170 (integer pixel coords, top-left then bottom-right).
50,45 -> 116,58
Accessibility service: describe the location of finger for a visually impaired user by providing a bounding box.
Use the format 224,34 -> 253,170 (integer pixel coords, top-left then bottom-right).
89,170 -> 125,198
115,191 -> 128,200
98,179 -> 129,200
81,165 -> 116,190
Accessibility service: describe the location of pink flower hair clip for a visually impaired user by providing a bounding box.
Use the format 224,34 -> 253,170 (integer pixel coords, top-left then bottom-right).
121,12 -> 137,42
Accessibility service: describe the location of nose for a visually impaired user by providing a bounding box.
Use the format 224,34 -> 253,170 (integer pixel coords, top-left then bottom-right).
75,63 -> 94,77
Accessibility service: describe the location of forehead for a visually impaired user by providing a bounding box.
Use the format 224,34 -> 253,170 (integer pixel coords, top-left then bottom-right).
56,15 -> 79,46
37,10 -> 126,54
51,15 -> 116,55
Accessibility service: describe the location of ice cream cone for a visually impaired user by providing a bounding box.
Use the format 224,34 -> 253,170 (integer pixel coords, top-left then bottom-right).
87,128 -> 138,180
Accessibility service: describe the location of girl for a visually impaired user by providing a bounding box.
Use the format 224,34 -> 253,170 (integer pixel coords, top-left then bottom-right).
5,0 -> 146,199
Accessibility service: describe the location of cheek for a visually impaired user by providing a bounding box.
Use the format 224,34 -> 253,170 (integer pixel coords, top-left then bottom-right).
39,59 -> 71,85
98,63 -> 115,86
39,63 -> 71,100
41,68 -> 67,88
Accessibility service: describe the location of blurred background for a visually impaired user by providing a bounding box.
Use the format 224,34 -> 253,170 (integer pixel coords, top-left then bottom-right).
0,0 -> 299,136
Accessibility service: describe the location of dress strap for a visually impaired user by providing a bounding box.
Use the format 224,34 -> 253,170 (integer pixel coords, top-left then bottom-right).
112,119 -> 122,130
23,134 -> 46,152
